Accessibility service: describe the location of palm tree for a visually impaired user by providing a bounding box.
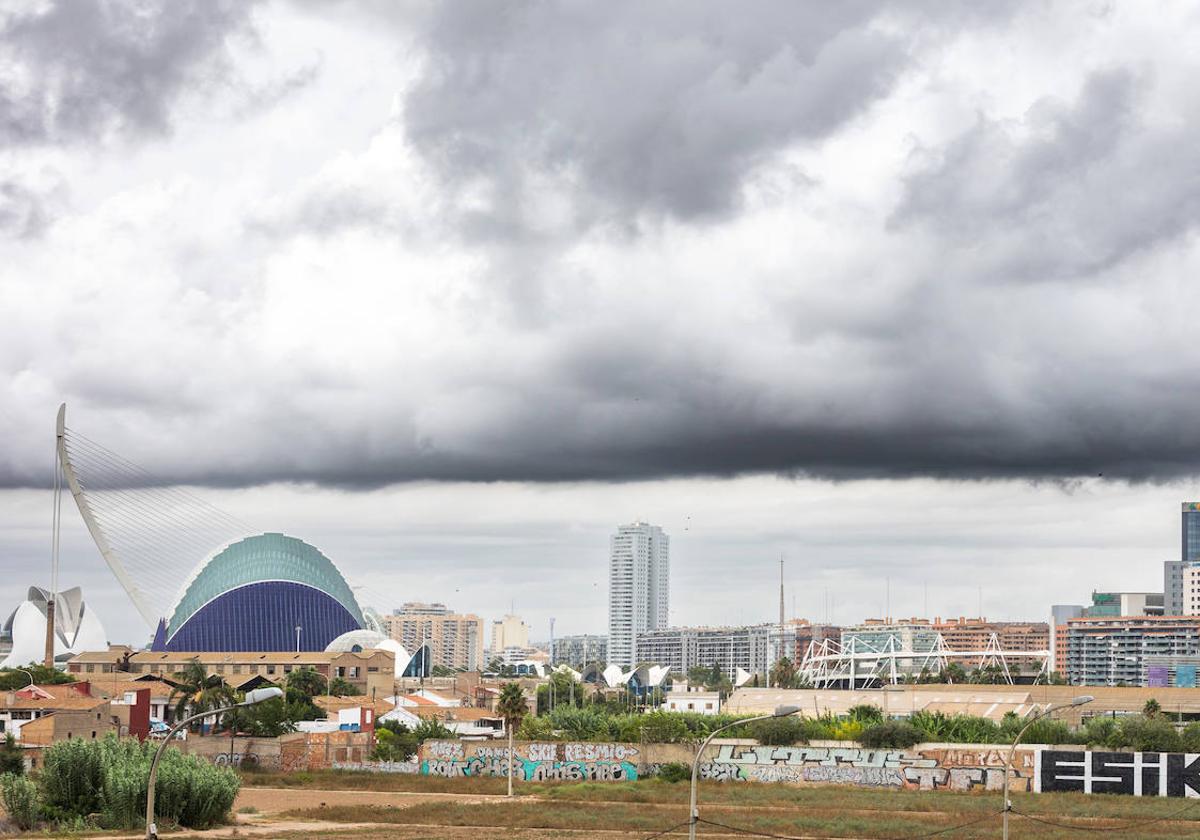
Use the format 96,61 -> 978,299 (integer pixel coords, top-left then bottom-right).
168,659 -> 235,728
497,682 -> 527,798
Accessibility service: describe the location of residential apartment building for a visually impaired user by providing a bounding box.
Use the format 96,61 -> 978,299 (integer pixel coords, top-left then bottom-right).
67,649 -> 395,696
608,521 -> 669,669
934,617 -> 1050,659
553,634 -> 607,668
382,606 -> 484,672
1051,605 -> 1085,674
635,624 -> 775,681
395,602 -> 450,616
490,614 -> 529,654
1063,615 -> 1200,686
789,620 -> 841,663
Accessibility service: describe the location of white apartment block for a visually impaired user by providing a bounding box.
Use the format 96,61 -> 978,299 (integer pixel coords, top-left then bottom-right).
608,521 -> 669,669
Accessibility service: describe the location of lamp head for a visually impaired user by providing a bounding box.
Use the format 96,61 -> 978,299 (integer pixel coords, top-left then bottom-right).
241,687 -> 284,706
1070,695 -> 1094,706
773,704 -> 800,717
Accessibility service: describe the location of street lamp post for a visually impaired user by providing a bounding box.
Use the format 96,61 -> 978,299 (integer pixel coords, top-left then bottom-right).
145,687 -> 283,840
1001,694 -> 1093,840
294,625 -> 302,652
15,669 -> 34,689
689,705 -> 799,840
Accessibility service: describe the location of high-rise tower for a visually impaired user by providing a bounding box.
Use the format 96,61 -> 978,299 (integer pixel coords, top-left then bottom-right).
607,521 -> 669,669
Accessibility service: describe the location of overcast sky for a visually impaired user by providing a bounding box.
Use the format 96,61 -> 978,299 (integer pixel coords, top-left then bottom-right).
2,0 -> 1199,646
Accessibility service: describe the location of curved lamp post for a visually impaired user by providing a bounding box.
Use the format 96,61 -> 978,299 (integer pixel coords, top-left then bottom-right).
145,686 -> 283,840
15,669 -> 34,689
1001,694 -> 1093,840
689,704 -> 800,840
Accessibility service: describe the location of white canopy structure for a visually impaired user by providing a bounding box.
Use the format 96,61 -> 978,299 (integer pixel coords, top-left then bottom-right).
1,586 -> 107,668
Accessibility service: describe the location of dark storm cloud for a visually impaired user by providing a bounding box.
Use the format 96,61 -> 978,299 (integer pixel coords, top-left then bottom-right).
403,0 -> 906,224
0,0 -> 256,145
6,1 -> 1200,493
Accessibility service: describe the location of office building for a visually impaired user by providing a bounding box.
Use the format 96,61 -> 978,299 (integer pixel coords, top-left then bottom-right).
1166,503 -> 1200,615
381,605 -> 484,672
1063,615 -> 1200,686
490,614 -> 529,654
1083,592 -> 1164,617
553,634 -> 607,668
635,624 -> 775,681
608,521 -> 669,669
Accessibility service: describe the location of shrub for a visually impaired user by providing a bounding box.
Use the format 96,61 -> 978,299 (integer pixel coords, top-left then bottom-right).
1081,716 -> 1118,747
516,716 -> 555,741
859,720 -> 923,749
1109,716 -> 1182,752
0,773 -> 40,830
847,704 -> 884,726
750,716 -> 808,746
1182,722 -> 1200,752
1019,718 -> 1074,746
413,718 -> 455,743
37,734 -> 239,830
0,735 -> 22,776
655,762 -> 691,783
373,725 -> 419,762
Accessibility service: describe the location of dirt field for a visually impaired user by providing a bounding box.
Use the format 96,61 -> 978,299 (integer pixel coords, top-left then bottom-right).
231,778 -> 1200,840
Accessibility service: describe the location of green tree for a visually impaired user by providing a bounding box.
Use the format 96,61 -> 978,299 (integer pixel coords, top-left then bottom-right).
224,697 -> 301,737
942,663 -> 967,684
285,667 -> 327,697
769,656 -> 797,689
1143,698 -> 1162,718
0,734 -> 23,775
497,682 -> 527,797
168,660 -> 235,727
0,664 -> 74,690
327,677 -> 356,696
373,721 -> 419,762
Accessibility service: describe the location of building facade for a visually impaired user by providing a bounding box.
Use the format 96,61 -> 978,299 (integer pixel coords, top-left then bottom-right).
381,606 -> 484,672
490,614 -> 530,654
608,522 -> 669,669
1050,604 -> 1085,674
1063,615 -> 1200,686
635,624 -> 774,681
155,532 -> 366,653
790,620 -> 841,663
67,648 -> 395,696
553,634 -> 607,668
1166,504 -> 1200,615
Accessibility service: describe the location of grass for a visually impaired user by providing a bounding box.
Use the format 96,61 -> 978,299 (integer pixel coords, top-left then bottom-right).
262,772 -> 1200,839
279,796 -> 1200,839
239,767 -> 513,795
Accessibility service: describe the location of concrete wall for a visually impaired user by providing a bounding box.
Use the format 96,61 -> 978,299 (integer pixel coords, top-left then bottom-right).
181,731 -> 373,771
416,738 -> 1047,791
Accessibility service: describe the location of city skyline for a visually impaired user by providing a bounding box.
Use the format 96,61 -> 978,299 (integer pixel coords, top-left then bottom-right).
3,3 -> 1200,648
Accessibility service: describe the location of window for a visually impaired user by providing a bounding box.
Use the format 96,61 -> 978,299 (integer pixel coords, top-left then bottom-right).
267,665 -> 276,675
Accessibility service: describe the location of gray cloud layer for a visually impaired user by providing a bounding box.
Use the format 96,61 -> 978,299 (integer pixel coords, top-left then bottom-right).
3,1 -> 1200,491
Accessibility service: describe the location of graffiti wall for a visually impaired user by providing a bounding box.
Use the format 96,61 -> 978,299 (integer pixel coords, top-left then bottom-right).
1037,750 -> 1200,797
698,744 -> 1037,792
420,740 -> 648,781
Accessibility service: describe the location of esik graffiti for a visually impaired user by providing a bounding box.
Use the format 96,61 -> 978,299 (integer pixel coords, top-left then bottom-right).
1037,751 -> 1200,797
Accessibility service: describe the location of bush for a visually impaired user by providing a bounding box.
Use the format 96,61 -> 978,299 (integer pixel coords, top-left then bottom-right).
859,720 -> 923,749
1182,722 -> 1200,752
516,716 -> 555,741
655,762 -> 691,783
413,718 -> 455,743
0,773 -> 40,830
1109,716 -> 1182,752
1081,716 -> 1118,747
0,735 -> 22,776
38,734 -> 239,830
750,716 -> 808,746
373,725 -> 419,762
847,704 -> 884,726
